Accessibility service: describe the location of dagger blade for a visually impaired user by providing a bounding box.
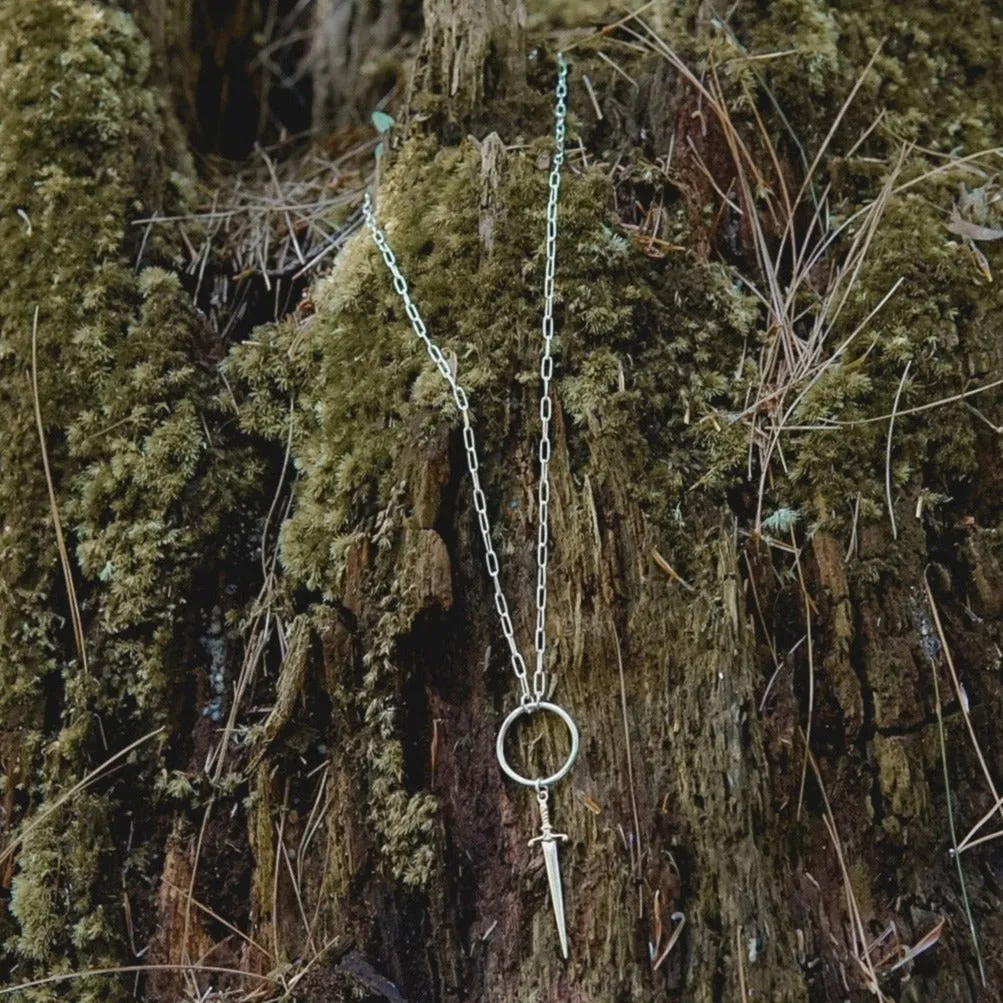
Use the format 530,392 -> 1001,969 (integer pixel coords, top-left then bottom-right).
541,837 -> 569,959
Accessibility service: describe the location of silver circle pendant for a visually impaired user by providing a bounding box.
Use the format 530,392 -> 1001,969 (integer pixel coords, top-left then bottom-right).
495,701 -> 580,788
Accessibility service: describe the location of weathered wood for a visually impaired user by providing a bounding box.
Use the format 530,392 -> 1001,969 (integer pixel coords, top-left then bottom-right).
412,0 -> 525,116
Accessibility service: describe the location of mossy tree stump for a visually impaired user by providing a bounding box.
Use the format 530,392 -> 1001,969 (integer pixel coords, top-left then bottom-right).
3,1 -> 1003,1002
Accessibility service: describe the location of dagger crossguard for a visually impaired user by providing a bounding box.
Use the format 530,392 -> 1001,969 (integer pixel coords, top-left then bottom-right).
529,787 -> 568,847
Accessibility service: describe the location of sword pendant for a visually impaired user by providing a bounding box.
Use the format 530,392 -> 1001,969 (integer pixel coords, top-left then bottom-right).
528,787 -> 570,959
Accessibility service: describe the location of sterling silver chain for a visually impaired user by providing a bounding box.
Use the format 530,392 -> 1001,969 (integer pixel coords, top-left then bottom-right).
362,53 -> 568,708
364,54 -> 579,959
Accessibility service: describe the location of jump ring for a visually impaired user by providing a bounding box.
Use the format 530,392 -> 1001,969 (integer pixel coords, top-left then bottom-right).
495,701 -> 579,788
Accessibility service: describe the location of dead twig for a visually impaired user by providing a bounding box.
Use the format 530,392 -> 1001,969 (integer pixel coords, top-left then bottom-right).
652,547 -> 696,592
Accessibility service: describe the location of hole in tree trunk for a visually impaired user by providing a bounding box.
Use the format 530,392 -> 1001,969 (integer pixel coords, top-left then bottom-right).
191,0 -> 315,159
186,0 -> 419,159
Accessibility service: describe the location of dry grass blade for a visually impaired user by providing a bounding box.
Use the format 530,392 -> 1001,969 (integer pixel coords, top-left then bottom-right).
831,375 -> 1003,427
804,741 -> 885,999
743,546 -> 791,709
736,924 -> 750,1002
306,838 -> 335,949
958,823 -> 1003,854
0,963 -> 275,998
259,144 -> 306,266
298,764 -> 331,887
0,728 -> 163,866
814,147 -> 906,339
784,39 -> 885,260
651,908 -> 685,971
181,800 -> 215,998
279,827 -> 319,958
210,502 -> 293,786
957,776 -> 1003,852
134,140 -> 373,298
651,547 -> 696,592
272,783 -> 289,962
29,306 -> 89,679
260,395 -> 296,581
612,622 -> 643,903
281,935 -> 343,995
564,1 -> 658,53
886,918 -> 945,974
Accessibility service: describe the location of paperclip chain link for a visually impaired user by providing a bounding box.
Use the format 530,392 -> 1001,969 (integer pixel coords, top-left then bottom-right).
362,53 -> 569,706
533,52 -> 567,701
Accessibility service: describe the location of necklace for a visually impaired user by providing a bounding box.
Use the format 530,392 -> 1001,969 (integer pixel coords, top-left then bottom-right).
362,53 -> 579,959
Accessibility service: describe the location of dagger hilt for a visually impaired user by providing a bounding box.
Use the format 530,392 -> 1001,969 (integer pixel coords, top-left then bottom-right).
528,786 -> 568,846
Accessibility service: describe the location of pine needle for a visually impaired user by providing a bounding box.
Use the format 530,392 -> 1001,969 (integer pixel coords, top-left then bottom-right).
885,360 -> 911,540
923,571 -> 988,986
791,530 -> 814,821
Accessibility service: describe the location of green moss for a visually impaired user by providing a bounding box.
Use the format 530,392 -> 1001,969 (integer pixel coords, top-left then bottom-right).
232,5 -> 1003,938
0,0 -> 153,768
66,267 -> 261,722
365,693 -> 441,889
0,5 -> 160,978
8,266 -> 261,992
205,1 -> 1003,992
718,0 -> 1003,164
658,1 -> 1003,540
237,137 -> 754,579
9,795 -> 122,1003
0,0 -> 998,993
755,165 -> 1003,540
0,3 -> 260,995
628,1 -> 1003,540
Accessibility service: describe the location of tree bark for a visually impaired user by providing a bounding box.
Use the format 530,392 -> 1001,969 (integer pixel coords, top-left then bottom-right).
3,1 -> 1003,1002
411,0 -> 525,120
